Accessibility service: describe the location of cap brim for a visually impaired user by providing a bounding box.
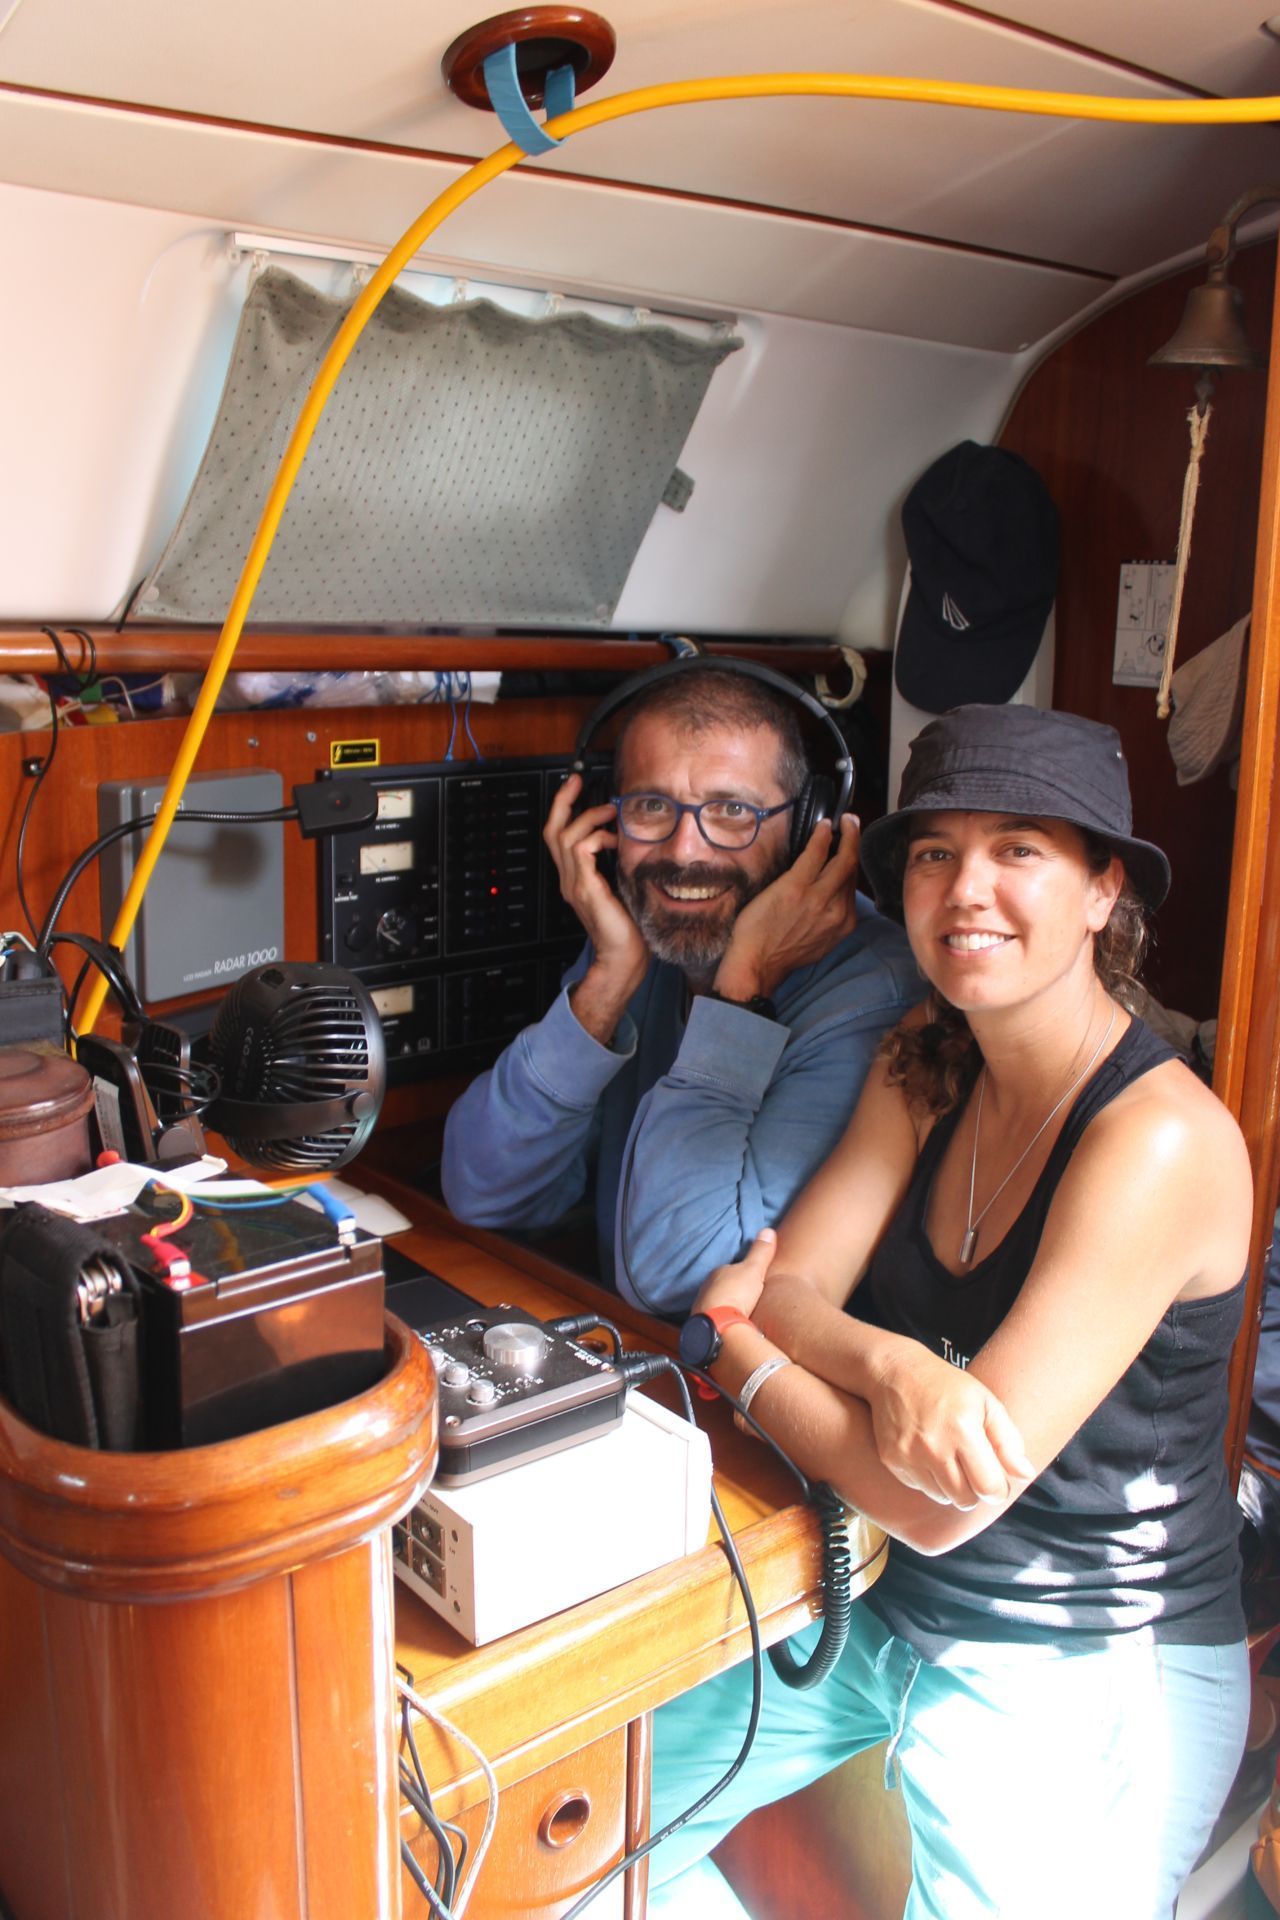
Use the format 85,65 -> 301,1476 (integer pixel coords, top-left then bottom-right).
861,803 -> 1171,917
894,587 -> 1052,713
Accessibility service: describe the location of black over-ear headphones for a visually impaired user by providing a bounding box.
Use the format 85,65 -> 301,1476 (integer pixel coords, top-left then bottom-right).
571,655 -> 854,866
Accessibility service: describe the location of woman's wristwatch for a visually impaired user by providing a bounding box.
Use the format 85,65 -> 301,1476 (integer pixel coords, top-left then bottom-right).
678,1303 -> 755,1374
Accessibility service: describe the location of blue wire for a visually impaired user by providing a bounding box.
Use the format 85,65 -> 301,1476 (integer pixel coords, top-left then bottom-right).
461,671 -> 484,761
186,1193 -> 293,1210
303,1183 -> 357,1232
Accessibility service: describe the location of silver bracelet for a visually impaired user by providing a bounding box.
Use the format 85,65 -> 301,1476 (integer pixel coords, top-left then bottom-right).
734,1355 -> 791,1432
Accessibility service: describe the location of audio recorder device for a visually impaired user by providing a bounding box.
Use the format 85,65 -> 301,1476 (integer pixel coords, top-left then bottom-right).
415,1302 -> 626,1486
387,1283 -> 711,1643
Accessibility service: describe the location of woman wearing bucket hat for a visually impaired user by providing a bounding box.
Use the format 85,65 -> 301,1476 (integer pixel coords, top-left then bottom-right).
648,704 -> 1252,1920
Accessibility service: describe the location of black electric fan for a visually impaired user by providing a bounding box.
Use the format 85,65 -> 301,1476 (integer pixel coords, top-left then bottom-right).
204,962 -> 386,1172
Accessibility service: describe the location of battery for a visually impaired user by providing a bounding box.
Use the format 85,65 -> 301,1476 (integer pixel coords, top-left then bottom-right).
97,1192 -> 386,1449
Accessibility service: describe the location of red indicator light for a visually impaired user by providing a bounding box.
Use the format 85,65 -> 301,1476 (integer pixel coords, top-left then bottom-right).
489,886 -> 500,896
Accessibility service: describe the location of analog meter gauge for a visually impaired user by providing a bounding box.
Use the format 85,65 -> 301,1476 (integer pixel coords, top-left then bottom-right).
359,840 -> 414,875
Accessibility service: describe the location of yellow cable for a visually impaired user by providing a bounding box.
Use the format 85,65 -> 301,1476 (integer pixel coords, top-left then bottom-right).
79,68 -> 1280,1031
551,71 -> 1280,131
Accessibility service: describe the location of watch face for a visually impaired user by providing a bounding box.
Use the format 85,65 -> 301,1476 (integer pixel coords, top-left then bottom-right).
678,1312 -> 718,1371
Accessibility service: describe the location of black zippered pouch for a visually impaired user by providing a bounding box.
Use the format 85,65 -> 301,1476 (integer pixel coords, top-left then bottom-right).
0,1202 -> 142,1450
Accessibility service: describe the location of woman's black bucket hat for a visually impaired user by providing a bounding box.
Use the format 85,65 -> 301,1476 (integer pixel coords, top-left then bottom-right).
860,704 -> 1172,917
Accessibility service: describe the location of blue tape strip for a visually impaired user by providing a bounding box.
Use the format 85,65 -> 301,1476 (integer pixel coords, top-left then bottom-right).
543,62 -> 576,124
482,44 -> 575,155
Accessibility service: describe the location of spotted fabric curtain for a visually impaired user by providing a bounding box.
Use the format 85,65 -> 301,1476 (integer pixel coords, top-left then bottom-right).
134,267 -> 741,627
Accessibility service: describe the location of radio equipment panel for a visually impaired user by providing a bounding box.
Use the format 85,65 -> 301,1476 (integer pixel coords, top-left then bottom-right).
320,759 -> 582,1081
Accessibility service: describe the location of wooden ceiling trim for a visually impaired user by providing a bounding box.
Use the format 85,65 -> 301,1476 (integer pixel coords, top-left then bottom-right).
925,0 -> 1218,99
0,626 -> 852,678
0,81 -> 1117,282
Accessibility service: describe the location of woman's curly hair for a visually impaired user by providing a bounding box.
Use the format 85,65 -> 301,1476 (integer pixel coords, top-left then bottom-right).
881,827 -> 1151,1119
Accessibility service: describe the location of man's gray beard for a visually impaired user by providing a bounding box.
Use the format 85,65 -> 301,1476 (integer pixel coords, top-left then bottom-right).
618,851 -> 787,980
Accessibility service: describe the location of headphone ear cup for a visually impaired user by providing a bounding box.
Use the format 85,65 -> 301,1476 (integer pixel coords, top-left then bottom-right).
789,775 -> 836,863
579,767 -> 613,815
570,760 -> 618,888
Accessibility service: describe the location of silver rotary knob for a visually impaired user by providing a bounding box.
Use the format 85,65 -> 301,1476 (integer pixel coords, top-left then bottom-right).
466,1378 -> 499,1405
441,1362 -> 472,1388
482,1320 -> 548,1370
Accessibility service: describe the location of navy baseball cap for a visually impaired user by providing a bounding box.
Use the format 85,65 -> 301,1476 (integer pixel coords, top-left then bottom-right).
895,442 -> 1060,713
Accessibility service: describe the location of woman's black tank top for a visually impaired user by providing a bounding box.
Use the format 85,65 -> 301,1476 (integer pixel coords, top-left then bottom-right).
855,1015 -> 1246,1660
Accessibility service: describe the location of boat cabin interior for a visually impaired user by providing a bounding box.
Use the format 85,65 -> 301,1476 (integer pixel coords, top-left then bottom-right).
2,0 -> 1280,1914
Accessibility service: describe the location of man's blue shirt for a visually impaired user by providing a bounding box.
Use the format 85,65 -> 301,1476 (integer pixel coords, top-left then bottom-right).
440,893 -> 921,1315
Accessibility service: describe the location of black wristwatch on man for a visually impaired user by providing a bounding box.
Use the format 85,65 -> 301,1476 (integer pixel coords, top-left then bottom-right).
703,988 -> 778,1021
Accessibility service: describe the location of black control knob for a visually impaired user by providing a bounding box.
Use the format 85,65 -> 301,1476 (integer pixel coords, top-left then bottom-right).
376,907 -> 416,955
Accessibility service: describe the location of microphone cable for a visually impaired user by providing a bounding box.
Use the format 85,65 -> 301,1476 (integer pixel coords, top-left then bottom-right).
554,1316 -> 858,1690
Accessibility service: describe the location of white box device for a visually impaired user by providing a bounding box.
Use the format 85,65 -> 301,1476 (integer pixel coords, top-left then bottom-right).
393,1390 -> 713,1644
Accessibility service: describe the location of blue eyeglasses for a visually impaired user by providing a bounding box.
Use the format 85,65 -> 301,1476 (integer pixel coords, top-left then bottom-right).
611,792 -> 795,851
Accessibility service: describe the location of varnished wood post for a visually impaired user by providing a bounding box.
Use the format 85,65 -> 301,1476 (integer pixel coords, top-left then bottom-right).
1215,251 -> 1280,1476
0,1317 -> 436,1920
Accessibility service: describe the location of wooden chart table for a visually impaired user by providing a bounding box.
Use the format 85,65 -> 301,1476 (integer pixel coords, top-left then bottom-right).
360,1151 -> 888,1920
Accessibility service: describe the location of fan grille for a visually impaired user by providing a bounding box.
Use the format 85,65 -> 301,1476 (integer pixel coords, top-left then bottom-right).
208,966 -> 385,1171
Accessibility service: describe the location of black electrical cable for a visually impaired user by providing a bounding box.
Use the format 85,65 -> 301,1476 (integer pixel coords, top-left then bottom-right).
556,1355 -> 764,1920
137,1057 -> 222,1123
399,1770 -> 458,1906
764,1480 -> 854,1690
43,931 -> 145,1041
400,1837 -> 452,1920
399,1698 -> 469,1884
396,1669 -> 467,1905
552,1321 -> 858,1690
399,1700 -> 457,1904
14,625 -> 97,939
36,802 -> 299,956
683,1359 -> 856,1693
63,953 -> 92,1048
545,1313 -> 625,1363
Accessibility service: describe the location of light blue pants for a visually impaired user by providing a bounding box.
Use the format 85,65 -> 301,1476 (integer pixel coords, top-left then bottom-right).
648,1602 -> 1250,1920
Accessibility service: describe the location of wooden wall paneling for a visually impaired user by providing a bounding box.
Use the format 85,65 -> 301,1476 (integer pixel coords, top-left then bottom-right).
1000,240 -> 1275,1019
1215,246 -> 1280,1475
0,695 -> 595,1030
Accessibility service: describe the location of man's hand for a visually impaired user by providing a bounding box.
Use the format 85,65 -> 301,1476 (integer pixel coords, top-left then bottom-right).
868,1344 -> 1035,1511
694,1227 -> 778,1321
711,813 -> 861,1004
545,773 -> 648,1044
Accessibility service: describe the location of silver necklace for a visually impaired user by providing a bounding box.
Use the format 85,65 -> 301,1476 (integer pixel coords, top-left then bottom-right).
959,1003 -> 1117,1267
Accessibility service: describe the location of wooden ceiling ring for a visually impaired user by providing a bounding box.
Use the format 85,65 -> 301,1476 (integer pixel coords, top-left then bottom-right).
442,7 -> 616,113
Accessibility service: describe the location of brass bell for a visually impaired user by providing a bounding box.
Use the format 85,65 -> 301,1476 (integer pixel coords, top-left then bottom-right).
1149,275 -> 1265,371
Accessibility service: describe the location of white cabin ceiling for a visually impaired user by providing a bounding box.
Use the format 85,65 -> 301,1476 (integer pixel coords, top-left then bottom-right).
1,0 -> 1279,351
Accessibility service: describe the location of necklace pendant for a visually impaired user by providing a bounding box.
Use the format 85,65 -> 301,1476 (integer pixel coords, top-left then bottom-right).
959,1226 -> 979,1266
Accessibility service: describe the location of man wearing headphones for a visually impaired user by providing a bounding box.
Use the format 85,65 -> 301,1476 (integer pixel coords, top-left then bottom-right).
441,662 -> 921,1316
